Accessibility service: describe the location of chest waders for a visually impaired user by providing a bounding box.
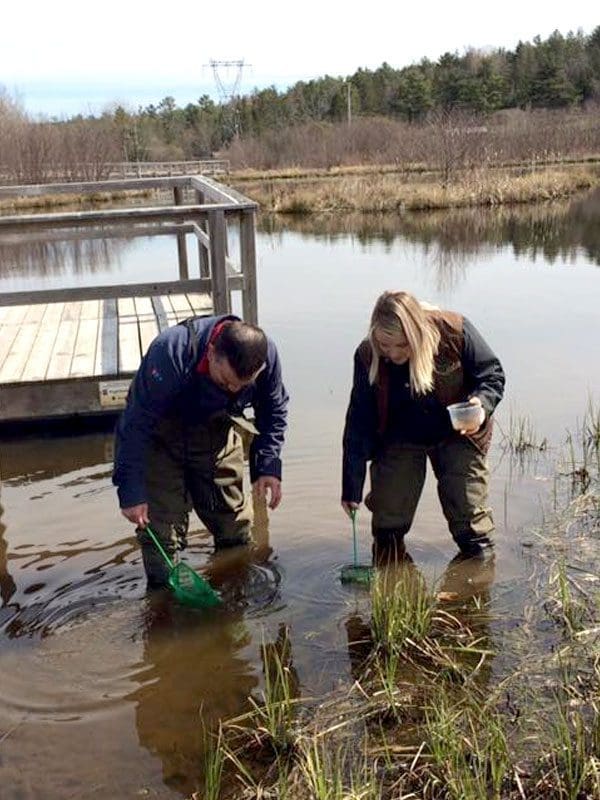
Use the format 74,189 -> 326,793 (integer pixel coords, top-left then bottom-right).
139,318 -> 254,588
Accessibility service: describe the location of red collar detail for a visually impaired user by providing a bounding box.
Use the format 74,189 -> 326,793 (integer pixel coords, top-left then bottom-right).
196,321 -> 230,374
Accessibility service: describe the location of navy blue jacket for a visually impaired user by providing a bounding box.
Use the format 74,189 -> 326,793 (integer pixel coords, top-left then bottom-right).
113,315 -> 288,509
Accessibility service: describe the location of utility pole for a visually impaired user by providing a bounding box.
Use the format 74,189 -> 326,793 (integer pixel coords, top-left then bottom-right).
347,80 -> 352,126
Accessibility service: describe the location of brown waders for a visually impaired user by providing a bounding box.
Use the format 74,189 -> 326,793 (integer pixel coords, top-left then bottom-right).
137,413 -> 253,587
365,436 -> 494,559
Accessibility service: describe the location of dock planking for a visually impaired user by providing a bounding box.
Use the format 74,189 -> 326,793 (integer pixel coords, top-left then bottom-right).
0,292 -> 213,421
0,173 -> 258,423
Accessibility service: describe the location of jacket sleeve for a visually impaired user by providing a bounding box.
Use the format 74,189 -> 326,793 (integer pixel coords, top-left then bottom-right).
112,332 -> 188,508
342,349 -> 379,503
462,317 -> 506,415
249,340 -> 289,482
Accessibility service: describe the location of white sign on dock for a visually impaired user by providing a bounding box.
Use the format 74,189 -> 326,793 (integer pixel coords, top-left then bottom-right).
98,379 -> 131,409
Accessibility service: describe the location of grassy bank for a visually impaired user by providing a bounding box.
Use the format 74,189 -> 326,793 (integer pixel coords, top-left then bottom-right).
232,163 -> 600,214
0,189 -> 154,214
1,162 -> 598,216
196,405 -> 600,800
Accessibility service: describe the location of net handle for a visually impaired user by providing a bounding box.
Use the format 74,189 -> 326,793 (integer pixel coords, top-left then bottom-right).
145,525 -> 175,569
350,509 -> 358,567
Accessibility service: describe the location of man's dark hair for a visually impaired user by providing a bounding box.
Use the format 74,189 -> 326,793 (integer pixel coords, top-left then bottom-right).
214,321 -> 268,379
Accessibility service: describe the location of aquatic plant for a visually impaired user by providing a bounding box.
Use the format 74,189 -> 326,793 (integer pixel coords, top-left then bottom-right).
503,410 -> 546,454
299,736 -> 381,800
201,722 -> 225,800
534,700 -> 600,800
370,567 -> 436,652
424,693 -> 510,800
547,557 -> 589,635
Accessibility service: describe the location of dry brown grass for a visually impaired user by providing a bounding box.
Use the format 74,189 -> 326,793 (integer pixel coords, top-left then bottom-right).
0,189 -> 155,213
233,164 -> 600,214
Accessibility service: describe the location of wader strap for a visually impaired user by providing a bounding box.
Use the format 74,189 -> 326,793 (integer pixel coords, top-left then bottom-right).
180,317 -> 202,363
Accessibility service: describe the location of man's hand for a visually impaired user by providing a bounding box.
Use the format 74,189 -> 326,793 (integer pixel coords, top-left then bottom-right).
341,501 -> 360,518
459,396 -> 486,435
121,503 -> 149,527
253,476 -> 282,510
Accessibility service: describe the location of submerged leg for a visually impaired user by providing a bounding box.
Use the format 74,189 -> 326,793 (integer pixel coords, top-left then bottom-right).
187,418 -> 253,550
140,418 -> 190,588
366,442 -> 426,562
430,438 -> 495,558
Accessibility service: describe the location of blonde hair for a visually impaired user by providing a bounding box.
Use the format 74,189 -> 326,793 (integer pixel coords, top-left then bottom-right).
368,291 -> 441,395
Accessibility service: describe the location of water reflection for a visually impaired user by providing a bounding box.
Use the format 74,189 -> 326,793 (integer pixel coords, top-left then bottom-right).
0,228 -> 133,277
258,188 -> 600,277
127,500 -> 290,797
0,502 -> 17,607
129,598 -> 257,794
0,427 -> 114,485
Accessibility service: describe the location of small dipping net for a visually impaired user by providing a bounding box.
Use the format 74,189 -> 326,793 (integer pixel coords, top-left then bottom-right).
340,563 -> 374,586
145,526 -> 222,609
168,563 -> 222,608
340,510 -> 374,586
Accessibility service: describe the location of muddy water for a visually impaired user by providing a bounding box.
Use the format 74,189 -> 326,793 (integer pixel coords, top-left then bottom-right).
1,192 -> 600,798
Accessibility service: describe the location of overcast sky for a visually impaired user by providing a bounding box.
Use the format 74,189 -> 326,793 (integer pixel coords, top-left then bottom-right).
2,1 -> 598,117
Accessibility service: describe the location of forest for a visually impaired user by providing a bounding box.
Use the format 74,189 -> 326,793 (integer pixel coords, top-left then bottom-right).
1,27 -> 599,182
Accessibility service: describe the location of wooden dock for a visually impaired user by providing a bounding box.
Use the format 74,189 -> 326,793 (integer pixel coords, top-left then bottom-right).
0,175 -> 258,423
0,293 -> 212,421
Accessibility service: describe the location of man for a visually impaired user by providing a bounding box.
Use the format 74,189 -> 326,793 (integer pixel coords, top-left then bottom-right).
113,314 -> 288,587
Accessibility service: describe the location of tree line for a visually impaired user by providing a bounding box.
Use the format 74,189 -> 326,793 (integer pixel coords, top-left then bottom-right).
113,26 -> 600,161
1,26 -> 599,183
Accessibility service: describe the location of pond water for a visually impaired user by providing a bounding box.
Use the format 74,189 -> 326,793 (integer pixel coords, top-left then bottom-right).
1,190 -> 599,798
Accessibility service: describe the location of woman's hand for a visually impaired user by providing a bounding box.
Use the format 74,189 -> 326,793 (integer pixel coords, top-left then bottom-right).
341,501 -> 360,518
459,396 -> 486,435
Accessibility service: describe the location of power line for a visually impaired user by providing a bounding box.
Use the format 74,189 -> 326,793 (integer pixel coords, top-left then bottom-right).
207,59 -> 248,105
205,59 -> 250,138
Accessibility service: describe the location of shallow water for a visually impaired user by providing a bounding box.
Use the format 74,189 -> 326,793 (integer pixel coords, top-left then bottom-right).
1,191 -> 600,797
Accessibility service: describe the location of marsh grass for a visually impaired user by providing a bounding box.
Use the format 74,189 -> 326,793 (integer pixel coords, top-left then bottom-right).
370,567 -> 436,651
583,401 -> 600,454
233,165 -> 598,214
0,188 -> 154,212
533,699 -> 600,799
204,403 -> 600,799
501,410 -> 547,455
201,722 -> 225,800
546,558 -> 589,635
244,633 -> 300,754
300,737 -> 386,800
564,401 -> 600,496
423,693 -> 511,800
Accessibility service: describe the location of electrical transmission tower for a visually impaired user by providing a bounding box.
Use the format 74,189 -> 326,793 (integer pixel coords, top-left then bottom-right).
209,59 -> 246,105
208,59 -> 248,138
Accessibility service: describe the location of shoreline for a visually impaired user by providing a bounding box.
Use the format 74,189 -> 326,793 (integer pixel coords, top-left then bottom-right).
1,163 -> 597,216
231,163 -> 600,214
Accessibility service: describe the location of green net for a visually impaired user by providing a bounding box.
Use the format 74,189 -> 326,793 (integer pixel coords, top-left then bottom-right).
340,510 -> 374,586
168,562 -> 222,608
145,525 -> 222,609
340,563 -> 374,586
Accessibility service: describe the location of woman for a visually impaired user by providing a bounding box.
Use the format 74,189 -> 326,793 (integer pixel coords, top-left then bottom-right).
341,290 -> 505,558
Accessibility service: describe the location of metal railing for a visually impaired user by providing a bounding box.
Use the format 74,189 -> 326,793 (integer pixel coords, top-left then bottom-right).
105,160 -> 230,178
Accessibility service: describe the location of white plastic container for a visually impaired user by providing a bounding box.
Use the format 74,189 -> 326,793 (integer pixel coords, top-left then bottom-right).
447,401 -> 485,431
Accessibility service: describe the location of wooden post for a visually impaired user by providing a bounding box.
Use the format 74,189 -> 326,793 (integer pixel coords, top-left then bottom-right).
208,210 -> 229,315
174,186 -> 189,280
195,189 -> 210,278
240,209 -> 258,325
